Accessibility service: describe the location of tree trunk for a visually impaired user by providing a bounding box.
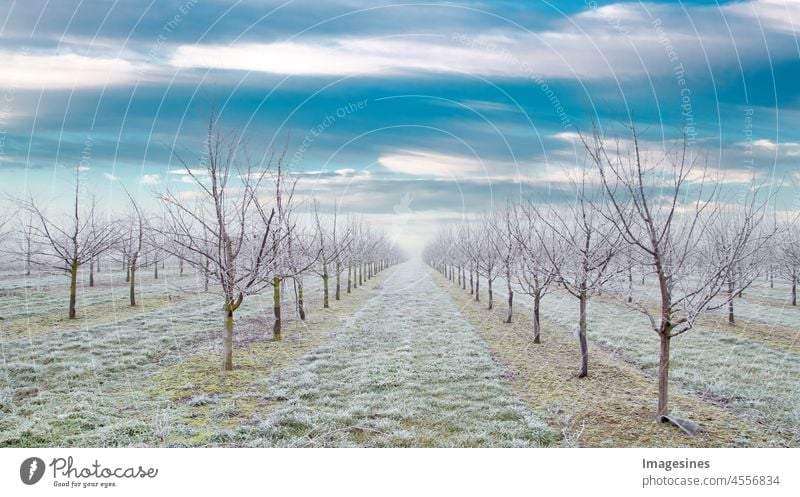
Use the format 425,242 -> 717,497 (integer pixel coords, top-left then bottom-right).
69,259 -> 78,319
577,292 -> 588,378
505,272 -> 513,323
627,267 -> 633,303
475,273 -> 480,301
469,269 -> 474,295
179,258 -> 184,276
358,264 -> 362,286
487,275 -> 493,310
154,262 -> 158,280
273,277 -> 281,341
223,309 -> 234,372
728,278 -> 735,325
657,331 -> 671,417
335,263 -> 341,300
347,265 -> 352,294
533,292 -> 541,344
323,270 -> 329,308
129,260 -> 137,307
204,259 -> 209,292
125,264 -> 130,283
793,269 -> 797,306
298,279 -> 306,320
89,259 -> 95,287
25,238 -> 31,276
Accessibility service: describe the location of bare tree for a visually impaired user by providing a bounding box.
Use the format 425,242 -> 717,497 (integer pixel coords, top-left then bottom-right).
311,200 -> 351,309
487,208 -> 519,323
778,223 -> 800,306
121,187 -> 148,307
159,113 -> 278,371
513,203 -> 560,343
584,122 -> 773,418
534,168 -> 620,378
18,168 -> 117,318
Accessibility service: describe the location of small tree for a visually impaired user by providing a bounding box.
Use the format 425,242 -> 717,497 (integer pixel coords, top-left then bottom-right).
513,202 -> 560,343
534,168 -> 621,378
19,168 -> 117,318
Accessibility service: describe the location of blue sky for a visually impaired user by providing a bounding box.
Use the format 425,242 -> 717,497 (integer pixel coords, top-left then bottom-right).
0,0 -> 798,252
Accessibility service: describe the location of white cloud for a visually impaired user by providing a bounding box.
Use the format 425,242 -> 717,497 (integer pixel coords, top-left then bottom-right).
169,168 -> 209,176
725,0 -> 799,35
743,138 -> 800,156
103,172 -> 120,181
378,150 -> 488,177
165,1 -> 800,81
140,174 -> 161,185
0,51 -> 145,89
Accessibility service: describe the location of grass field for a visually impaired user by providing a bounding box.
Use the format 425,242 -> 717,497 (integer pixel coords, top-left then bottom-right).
1,261 -> 797,447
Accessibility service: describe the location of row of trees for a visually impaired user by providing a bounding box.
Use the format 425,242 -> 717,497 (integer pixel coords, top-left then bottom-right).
2,114 -> 403,371
424,123 -> 781,420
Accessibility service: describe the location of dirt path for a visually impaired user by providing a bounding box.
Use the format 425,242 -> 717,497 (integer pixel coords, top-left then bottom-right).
241,260 -> 555,447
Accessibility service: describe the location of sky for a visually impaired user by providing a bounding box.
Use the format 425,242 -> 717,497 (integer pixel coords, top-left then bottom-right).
0,0 -> 798,254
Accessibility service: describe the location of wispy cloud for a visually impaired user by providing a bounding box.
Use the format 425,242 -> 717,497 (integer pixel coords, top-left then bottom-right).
0,51 -> 147,89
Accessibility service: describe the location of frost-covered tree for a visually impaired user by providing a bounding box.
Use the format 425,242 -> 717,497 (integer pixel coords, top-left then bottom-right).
584,122 -> 773,418
534,168 -> 620,378
18,168 -> 118,319
160,113 -> 280,371
512,203 -> 560,343
486,208 -> 519,323
778,223 -> 800,306
121,189 -> 148,307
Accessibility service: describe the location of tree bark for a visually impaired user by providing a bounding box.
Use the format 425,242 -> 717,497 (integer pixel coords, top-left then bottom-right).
533,293 -> 541,344
204,259 -> 209,292
89,259 -> 95,287
793,268 -> 797,306
69,259 -> 78,319
577,292 -> 588,378
323,270 -> 329,308
347,265 -> 352,294
505,273 -> 513,323
335,263 -> 341,300
475,273 -> 480,301
129,259 -> 137,306
25,238 -> 31,276
487,275 -> 493,310
657,331 -> 671,417
627,267 -> 633,303
273,277 -> 281,341
223,309 -> 234,371
298,279 -> 306,320
728,278 -> 735,324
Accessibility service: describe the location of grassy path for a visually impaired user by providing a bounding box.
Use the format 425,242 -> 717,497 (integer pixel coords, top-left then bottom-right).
234,260 -> 555,447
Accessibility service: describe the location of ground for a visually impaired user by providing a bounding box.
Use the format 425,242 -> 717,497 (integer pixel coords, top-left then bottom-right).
0,260 -> 797,447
